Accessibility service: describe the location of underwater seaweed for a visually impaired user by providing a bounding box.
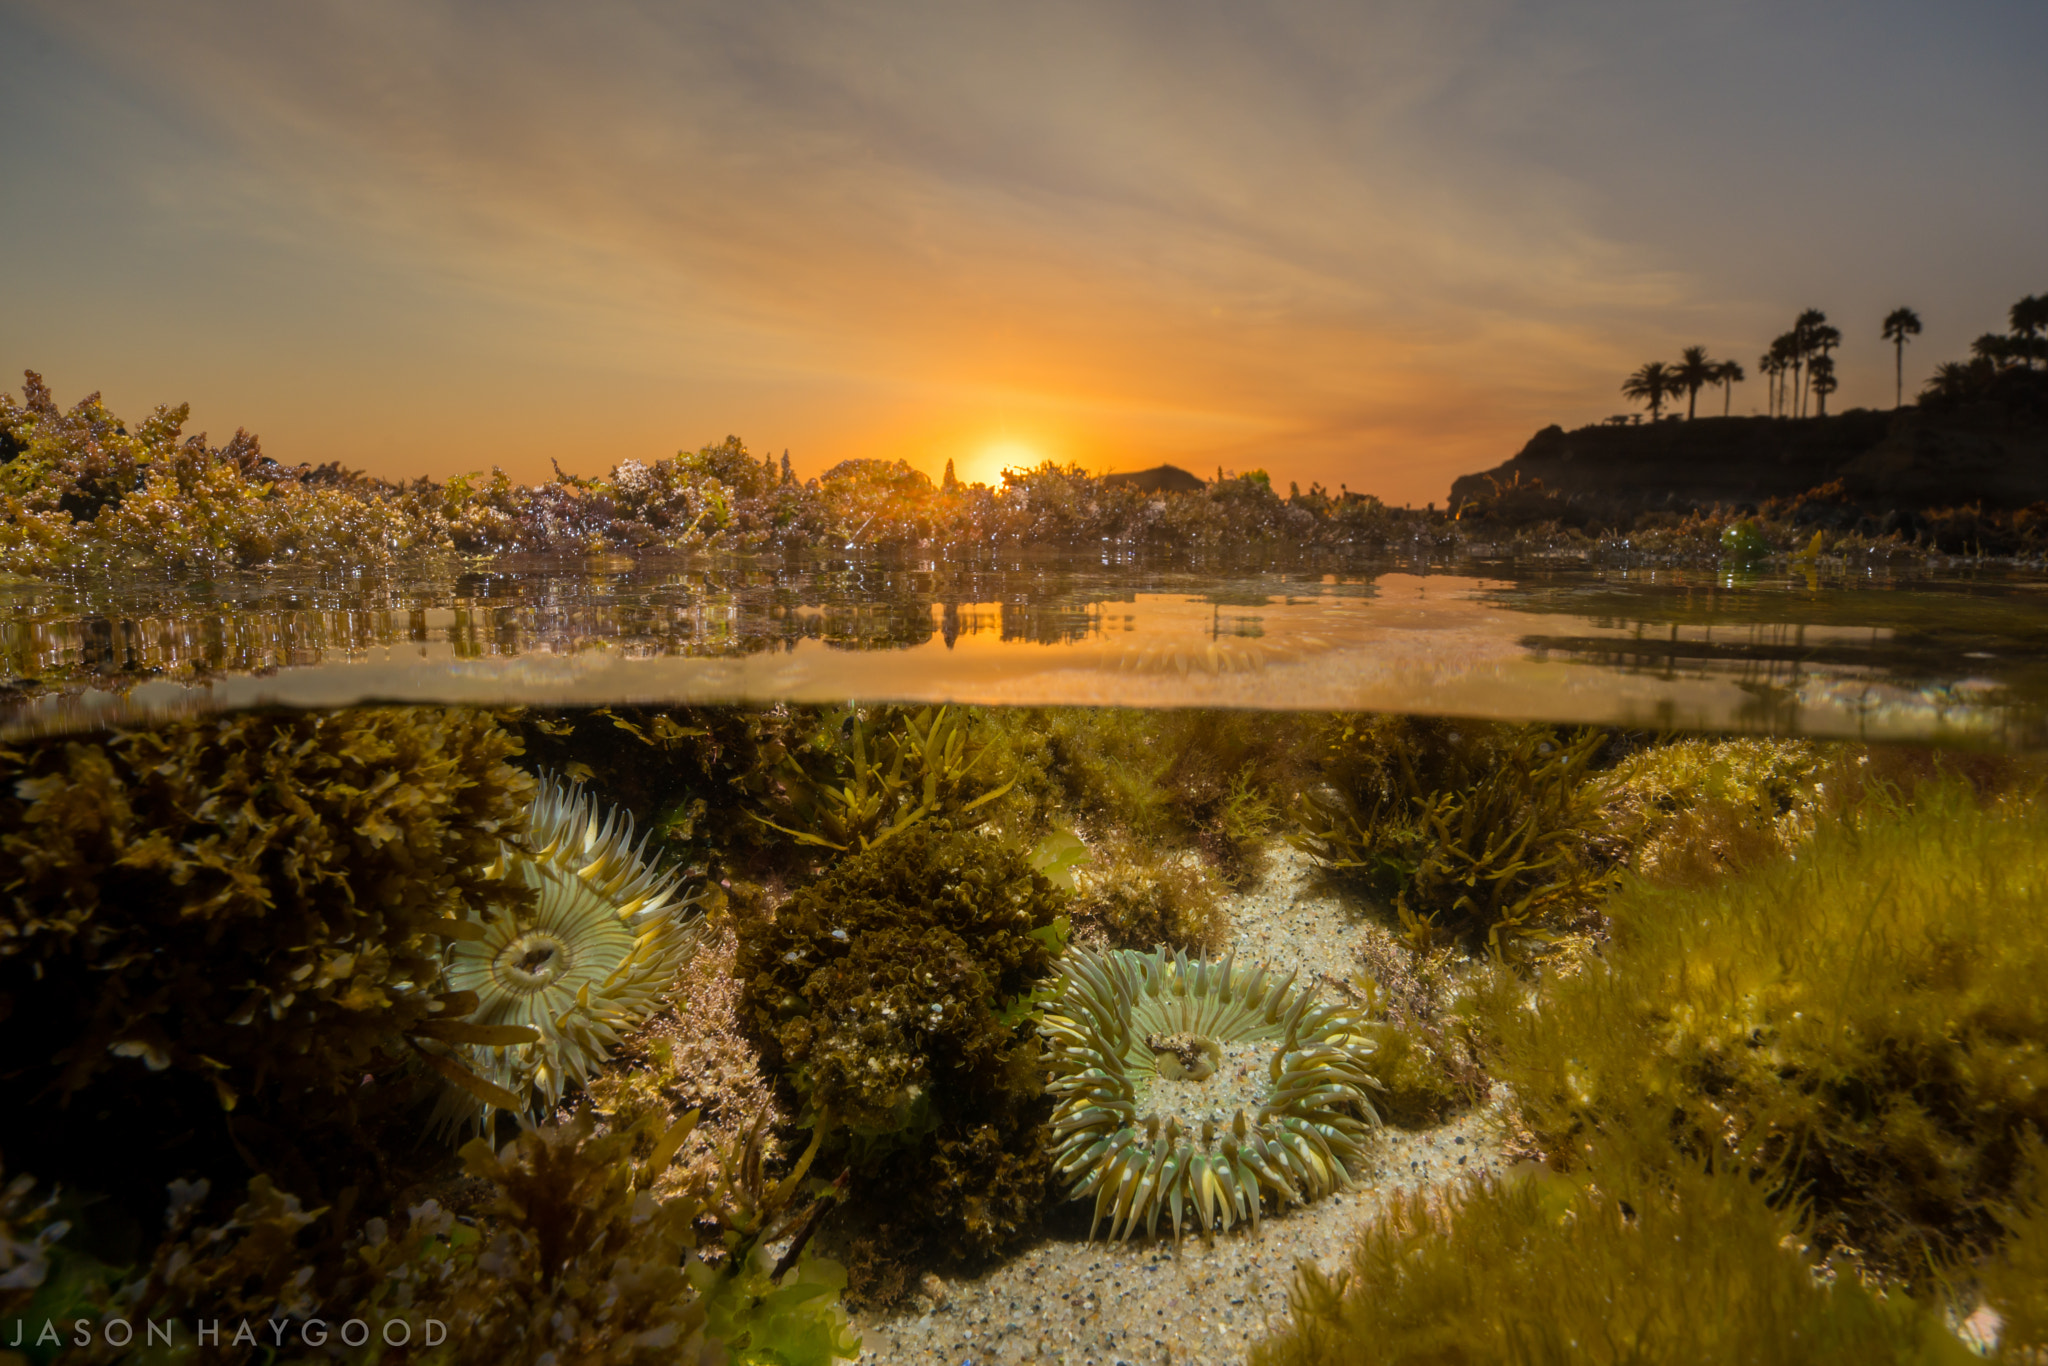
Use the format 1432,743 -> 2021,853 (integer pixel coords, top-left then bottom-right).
0,708 -> 533,1209
504,704 -> 820,880
433,772 -> 712,1135
1602,735 -> 1838,885
1295,718 -> 1616,955
752,705 -> 1017,855
1979,1132 -> 2048,1358
1039,946 -> 1382,1241
735,821 -> 1067,1260
1481,779 -> 2048,1278
1017,706 -> 1315,857
56,1108 -> 858,1365
1068,829 -> 1230,954
1247,1158 -> 1977,1366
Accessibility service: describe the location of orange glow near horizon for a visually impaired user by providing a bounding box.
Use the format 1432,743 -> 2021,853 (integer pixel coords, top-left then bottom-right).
5,6 -> 2044,513
958,439 -> 1049,488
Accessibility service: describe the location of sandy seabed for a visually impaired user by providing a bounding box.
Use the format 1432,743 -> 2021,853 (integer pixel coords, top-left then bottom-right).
847,846 -> 1515,1366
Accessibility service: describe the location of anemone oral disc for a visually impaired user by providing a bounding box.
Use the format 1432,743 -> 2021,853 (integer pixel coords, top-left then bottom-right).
430,771 -> 708,1138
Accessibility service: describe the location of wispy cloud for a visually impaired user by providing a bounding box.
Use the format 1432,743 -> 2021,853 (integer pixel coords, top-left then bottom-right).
5,1 -> 2043,501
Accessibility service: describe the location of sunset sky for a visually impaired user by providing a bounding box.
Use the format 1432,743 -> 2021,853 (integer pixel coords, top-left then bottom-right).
2,2 -> 2042,507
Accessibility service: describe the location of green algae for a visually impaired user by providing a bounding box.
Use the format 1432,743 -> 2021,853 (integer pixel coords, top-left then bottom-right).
1249,1158 -> 1977,1366
733,821 -> 1068,1260
1980,1133 -> 2048,1357
750,705 -> 1017,856
1294,717 -> 1617,956
1601,734 -> 1839,885
1480,778 -> 2048,1278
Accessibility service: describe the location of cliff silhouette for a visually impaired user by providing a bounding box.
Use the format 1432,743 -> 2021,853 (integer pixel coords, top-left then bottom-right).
1450,369 -> 2048,524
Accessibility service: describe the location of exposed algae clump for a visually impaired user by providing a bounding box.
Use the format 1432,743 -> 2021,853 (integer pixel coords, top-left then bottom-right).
1248,1158 -> 1977,1366
1482,779 -> 2048,1277
0,371 -> 429,574
1039,946 -> 1383,1241
735,822 -> 1067,1260
435,772 -> 712,1134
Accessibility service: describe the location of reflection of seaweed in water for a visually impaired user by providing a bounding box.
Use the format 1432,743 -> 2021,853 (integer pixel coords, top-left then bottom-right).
819,599 -> 935,651
1000,600 -> 1099,645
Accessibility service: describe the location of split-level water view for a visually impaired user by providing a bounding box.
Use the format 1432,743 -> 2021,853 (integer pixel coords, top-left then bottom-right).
5,554 -> 2048,1364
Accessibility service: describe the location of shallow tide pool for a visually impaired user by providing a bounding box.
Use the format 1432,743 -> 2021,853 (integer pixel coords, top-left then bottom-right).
2,557 -> 2044,1364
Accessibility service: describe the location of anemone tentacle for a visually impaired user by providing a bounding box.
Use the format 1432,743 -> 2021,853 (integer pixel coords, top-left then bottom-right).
433,771 -> 709,1135
1039,944 -> 1383,1242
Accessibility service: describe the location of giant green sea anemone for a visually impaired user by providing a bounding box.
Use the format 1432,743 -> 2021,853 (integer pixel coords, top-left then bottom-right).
436,774 -> 709,1132
1039,946 -> 1382,1242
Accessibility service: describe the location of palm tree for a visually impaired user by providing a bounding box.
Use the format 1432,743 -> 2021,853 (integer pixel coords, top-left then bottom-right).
1766,334 -> 1799,417
1925,360 -> 1977,403
1881,307 -> 1922,408
1711,358 -> 1746,416
1622,361 -> 1679,421
2012,294 -> 2047,369
1791,310 -> 1828,418
1673,346 -> 1715,420
1973,333 -> 2020,368
1758,353 -> 1777,417
1808,353 -> 1839,417
1807,321 -> 1841,417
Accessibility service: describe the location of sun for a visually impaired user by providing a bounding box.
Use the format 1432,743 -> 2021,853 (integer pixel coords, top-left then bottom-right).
957,438 -> 1046,487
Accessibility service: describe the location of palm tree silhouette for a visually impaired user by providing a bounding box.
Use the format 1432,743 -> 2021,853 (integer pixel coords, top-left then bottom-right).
1711,359 -> 1746,416
1766,335 -> 1799,417
1808,353 -> 1839,417
1673,346 -> 1715,420
1972,333 -> 2022,368
2012,294 -> 2047,369
1925,361 -> 1976,402
1622,361 -> 1678,421
1807,321 -> 1841,417
1881,307 -> 1922,408
1791,310 -> 1828,418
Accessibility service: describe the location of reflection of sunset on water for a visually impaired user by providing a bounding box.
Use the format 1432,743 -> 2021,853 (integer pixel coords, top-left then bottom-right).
4,568 -> 2034,748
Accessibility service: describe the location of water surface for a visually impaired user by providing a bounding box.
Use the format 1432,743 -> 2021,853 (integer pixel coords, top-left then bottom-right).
5,555 -> 2044,742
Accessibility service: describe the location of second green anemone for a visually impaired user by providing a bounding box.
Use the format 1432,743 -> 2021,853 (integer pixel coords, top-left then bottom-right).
1039,946 -> 1383,1242
436,773 -> 710,1132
